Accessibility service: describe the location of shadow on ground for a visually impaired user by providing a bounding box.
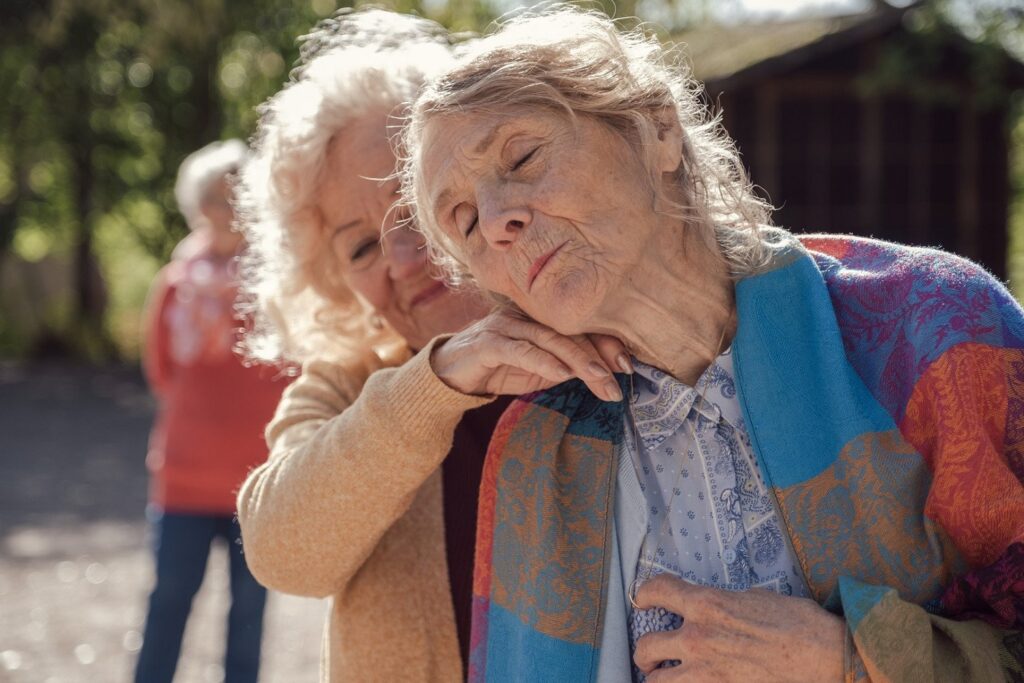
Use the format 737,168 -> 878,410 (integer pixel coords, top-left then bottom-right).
0,362 -> 322,682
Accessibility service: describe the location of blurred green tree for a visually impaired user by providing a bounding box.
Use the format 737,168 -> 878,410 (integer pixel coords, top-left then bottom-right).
0,0 -> 495,360
2,0 -> 283,357
0,0 -> 1019,360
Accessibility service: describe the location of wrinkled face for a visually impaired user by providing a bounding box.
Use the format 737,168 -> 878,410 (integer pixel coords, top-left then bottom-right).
419,108 -> 676,335
319,112 -> 487,349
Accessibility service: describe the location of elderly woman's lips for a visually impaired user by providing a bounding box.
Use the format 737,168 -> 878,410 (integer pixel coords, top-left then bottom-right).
410,280 -> 448,307
527,243 -> 566,290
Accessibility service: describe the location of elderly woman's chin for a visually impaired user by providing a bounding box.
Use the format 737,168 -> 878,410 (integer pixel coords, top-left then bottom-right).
520,262 -> 609,337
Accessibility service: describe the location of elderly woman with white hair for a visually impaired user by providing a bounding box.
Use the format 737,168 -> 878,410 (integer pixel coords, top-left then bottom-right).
402,6 -> 1024,682
233,9 -> 625,682
135,139 -> 288,683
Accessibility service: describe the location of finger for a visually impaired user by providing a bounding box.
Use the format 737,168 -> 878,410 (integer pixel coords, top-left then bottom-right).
487,337 -> 574,386
633,628 -> 682,675
569,335 -> 623,402
486,364 -> 556,396
588,333 -> 632,374
633,574 -> 704,617
500,319 -> 621,401
523,325 -> 611,381
497,316 -> 601,376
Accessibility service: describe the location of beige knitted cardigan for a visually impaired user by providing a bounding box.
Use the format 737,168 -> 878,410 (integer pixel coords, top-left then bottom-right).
237,341 -> 493,682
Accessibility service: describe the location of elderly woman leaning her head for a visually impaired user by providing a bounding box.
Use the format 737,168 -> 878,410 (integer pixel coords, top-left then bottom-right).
233,8 -> 629,683
403,6 -> 1024,682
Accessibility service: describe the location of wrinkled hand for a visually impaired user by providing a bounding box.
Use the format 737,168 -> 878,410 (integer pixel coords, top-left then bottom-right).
429,307 -> 630,401
634,574 -> 845,682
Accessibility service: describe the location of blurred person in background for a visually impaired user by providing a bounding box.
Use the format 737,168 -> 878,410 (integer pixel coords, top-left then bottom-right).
135,139 -> 289,683
234,9 -> 624,682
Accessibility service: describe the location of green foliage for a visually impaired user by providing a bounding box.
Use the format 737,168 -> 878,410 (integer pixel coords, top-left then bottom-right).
0,0 -> 498,360
855,1 -> 1024,299
0,0 -> 1021,360
860,1 -> 1024,109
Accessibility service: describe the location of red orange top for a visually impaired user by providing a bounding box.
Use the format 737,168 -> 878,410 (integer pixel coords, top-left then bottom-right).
143,250 -> 289,515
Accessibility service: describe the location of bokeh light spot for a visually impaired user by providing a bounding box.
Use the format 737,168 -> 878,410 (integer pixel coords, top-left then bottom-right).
28,163 -> 54,194
127,61 -> 153,88
259,51 -> 285,78
85,563 -> 108,584
1,650 -> 23,671
122,630 -> 142,652
311,0 -> 335,17
74,643 -> 96,665
220,62 -> 247,91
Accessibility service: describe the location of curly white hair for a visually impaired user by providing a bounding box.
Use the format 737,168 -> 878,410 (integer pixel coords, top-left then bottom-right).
236,8 -> 455,365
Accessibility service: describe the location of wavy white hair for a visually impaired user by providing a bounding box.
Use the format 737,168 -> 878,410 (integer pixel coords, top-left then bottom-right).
236,9 -> 455,365
401,5 -> 776,286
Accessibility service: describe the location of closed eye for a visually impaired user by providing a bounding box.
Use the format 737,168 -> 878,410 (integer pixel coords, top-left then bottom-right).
512,147 -> 538,171
454,203 -> 478,238
350,238 -> 380,262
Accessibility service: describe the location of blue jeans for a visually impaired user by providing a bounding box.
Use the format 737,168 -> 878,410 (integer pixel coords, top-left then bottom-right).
134,508 -> 267,683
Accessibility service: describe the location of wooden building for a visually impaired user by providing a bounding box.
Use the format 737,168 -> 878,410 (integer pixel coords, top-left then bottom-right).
680,1 -> 1024,278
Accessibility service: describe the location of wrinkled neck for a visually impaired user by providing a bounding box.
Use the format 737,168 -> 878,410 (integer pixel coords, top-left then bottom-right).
591,221 -> 735,385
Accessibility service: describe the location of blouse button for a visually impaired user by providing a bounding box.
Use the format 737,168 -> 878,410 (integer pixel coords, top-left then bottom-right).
723,548 -> 737,563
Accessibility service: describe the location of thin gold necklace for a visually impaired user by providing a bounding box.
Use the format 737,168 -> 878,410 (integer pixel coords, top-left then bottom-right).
626,311 -> 732,610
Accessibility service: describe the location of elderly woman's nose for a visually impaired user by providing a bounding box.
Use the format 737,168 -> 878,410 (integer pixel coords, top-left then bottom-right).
479,199 -> 530,250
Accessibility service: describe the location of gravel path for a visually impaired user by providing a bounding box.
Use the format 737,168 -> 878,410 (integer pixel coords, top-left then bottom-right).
0,362 -> 323,683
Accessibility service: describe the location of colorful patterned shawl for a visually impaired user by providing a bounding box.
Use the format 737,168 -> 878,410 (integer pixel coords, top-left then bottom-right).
470,235 -> 1024,682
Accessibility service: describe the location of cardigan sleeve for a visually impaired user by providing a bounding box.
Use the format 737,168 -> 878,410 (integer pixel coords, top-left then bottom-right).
236,338 -> 494,597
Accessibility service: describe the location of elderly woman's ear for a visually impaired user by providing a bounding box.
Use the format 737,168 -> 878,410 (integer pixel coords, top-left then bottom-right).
653,105 -> 684,173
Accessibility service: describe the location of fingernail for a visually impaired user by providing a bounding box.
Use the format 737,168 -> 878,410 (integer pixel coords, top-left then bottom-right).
588,361 -> 610,378
606,381 -> 623,402
616,353 -> 634,374
557,365 -> 572,380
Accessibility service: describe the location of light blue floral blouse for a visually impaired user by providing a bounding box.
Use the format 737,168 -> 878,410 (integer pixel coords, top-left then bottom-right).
621,350 -> 810,680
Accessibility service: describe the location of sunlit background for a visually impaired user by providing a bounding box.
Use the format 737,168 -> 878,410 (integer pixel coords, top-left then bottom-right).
1,0 -> 1021,361
0,0 -> 1022,681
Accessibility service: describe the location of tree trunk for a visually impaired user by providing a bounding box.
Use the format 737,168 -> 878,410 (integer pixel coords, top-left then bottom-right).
68,114 -> 117,360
